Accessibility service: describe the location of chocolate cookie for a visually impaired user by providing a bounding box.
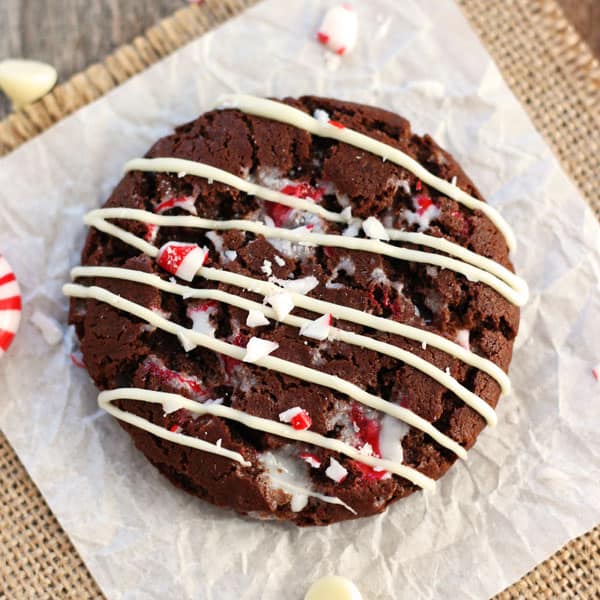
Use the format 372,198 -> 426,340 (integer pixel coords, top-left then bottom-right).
66,95 -> 525,526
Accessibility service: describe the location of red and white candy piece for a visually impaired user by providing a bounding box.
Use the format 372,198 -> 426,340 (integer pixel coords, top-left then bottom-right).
279,406 -> 312,431
154,195 -> 198,215
300,313 -> 332,341
156,242 -> 208,281
0,254 -> 21,357
325,457 -> 348,483
242,336 -> 279,363
299,452 -> 322,468
317,4 -> 358,56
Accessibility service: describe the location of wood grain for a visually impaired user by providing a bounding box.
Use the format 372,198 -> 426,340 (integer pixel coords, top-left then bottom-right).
0,0 -> 599,117
0,0 -> 182,117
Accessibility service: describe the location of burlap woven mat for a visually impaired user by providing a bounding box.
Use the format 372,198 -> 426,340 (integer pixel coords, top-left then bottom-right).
1,0 -> 599,598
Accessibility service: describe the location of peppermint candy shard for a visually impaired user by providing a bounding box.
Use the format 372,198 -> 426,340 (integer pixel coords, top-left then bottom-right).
246,310 -> 270,328
325,457 -> 348,483
299,452 -> 321,468
317,4 -> 358,56
156,242 -> 208,281
299,313 -> 332,341
265,292 -> 294,320
362,216 -> 390,241
279,406 -> 312,431
242,337 -> 279,363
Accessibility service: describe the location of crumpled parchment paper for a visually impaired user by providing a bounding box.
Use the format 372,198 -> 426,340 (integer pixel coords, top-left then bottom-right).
1,1 -> 599,598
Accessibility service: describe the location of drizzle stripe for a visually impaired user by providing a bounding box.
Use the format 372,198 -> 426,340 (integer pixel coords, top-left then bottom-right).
99,393 -> 251,466
63,282 -> 469,457
216,94 -> 517,252
120,160 -> 527,305
76,215 -> 511,395
99,388 -> 436,490
71,265 -> 498,426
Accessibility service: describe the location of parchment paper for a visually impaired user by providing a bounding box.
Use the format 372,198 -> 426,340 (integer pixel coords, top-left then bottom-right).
1,1 -> 599,598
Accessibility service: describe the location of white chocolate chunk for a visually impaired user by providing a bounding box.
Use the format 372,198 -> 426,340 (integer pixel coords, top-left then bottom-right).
304,575 -> 363,600
0,59 -> 57,109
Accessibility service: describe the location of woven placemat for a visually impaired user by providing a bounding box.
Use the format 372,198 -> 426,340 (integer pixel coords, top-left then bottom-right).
0,0 -> 599,598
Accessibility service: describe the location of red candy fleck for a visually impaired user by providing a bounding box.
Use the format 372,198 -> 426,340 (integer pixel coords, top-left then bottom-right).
415,195 -> 433,216
154,196 -> 195,214
416,180 -> 422,191
70,352 -> 85,368
328,119 -> 345,129
299,452 -> 322,468
169,424 -> 181,433
221,333 -> 246,375
266,183 -> 324,227
351,404 -> 389,480
317,32 -> 330,44
144,224 -> 159,243
593,367 -> 600,382
146,359 -> 205,398
290,410 -> 312,431
336,47 -> 346,56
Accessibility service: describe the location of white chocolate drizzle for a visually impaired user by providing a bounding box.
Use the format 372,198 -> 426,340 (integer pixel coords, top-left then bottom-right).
121,160 -> 528,306
69,265 -> 498,425
63,97 -> 527,507
63,282 -> 467,461
215,94 -> 518,252
97,388 -> 435,490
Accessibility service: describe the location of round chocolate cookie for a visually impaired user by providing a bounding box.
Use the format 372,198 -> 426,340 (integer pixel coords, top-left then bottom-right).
68,96 -> 520,526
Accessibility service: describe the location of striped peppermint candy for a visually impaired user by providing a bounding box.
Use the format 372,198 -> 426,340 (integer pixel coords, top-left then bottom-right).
0,254 -> 21,356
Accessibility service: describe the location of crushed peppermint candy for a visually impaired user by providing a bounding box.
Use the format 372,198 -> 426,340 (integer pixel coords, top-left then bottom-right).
317,4 -> 358,56
325,457 -> 348,483
265,292 -> 294,320
30,310 -> 63,345
313,109 -> 330,124
242,337 -> 279,363
261,259 -> 273,277
154,195 -> 197,215
273,255 -> 286,267
456,329 -> 470,351
246,309 -> 270,328
362,216 -> 390,241
187,301 -> 217,337
279,406 -> 312,430
224,250 -> 237,262
299,452 -> 322,468
272,275 -> 319,295
156,242 -> 208,281
300,313 -> 332,341
593,365 -> 600,382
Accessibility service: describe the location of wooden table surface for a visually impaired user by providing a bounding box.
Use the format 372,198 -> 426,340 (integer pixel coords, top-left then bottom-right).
0,0 -> 598,119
